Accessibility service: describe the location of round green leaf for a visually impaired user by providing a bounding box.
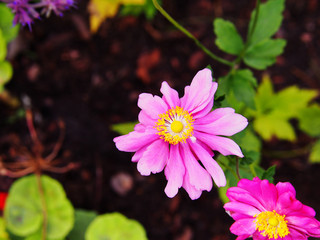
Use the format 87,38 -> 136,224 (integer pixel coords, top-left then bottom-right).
0,217 -> 9,240
0,60 -> 13,92
4,175 -> 74,239
0,3 -> 20,43
68,209 -> 97,240
85,212 -> 147,240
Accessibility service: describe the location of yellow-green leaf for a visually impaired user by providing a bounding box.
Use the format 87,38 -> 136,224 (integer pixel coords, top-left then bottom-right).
310,139 -> 320,163
88,0 -> 146,33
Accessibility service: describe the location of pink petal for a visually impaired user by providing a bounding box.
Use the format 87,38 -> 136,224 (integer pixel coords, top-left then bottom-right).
164,144 -> 185,198
230,218 -> 256,236
181,143 -> 213,192
259,179 -> 278,210
137,93 -> 168,119
114,128 -> 158,152
195,132 -> 243,157
194,112 -> 248,136
160,81 -> 180,108
182,170 -> 203,200
132,145 -> 147,162
189,140 -> 226,187
195,108 -> 235,125
137,139 -> 169,176
235,235 -> 251,240
224,202 -> 261,217
138,110 -> 155,127
287,216 -> 320,237
134,123 -> 146,132
276,181 -> 296,198
181,69 -> 216,115
226,187 -> 266,212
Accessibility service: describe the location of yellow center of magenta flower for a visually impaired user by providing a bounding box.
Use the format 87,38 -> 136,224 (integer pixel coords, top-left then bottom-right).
254,210 -> 289,239
156,106 -> 194,145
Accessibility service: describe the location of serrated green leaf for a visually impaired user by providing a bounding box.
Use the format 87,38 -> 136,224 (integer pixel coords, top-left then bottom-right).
298,105 -> 320,137
261,165 -> 276,183
217,69 -> 257,109
4,175 -> 74,239
0,3 -> 20,43
250,75 -> 317,141
214,18 -> 244,55
111,121 -> 137,135
244,39 -> 286,70
310,140 -> 320,163
68,209 -> 97,240
248,0 -> 286,46
85,212 -> 147,240
0,30 -> 6,61
0,60 -> 13,92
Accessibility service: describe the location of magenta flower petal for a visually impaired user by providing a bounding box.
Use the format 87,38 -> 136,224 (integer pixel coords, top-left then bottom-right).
182,171 -> 203,200
164,144 -> 185,198
114,128 -> 158,152
189,141 -> 226,187
137,93 -> 168,119
137,139 -> 169,175
224,177 -> 320,240
181,143 -> 212,192
160,81 -> 180,108
114,68 -> 247,199
195,132 -> 244,157
194,111 -> 248,136
230,218 -> 256,236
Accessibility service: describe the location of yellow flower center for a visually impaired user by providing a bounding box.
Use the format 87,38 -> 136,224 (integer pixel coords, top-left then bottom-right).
254,210 -> 289,239
155,106 -> 194,145
170,120 -> 184,133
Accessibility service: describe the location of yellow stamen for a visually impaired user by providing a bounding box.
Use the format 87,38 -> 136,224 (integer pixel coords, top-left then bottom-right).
171,120 -> 184,133
155,106 -> 194,145
254,210 -> 289,239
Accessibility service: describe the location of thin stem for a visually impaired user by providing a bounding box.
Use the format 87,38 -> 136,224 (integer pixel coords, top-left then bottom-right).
249,164 -> 257,178
152,0 -> 233,66
35,173 -> 48,240
235,157 -> 241,180
217,158 -> 240,182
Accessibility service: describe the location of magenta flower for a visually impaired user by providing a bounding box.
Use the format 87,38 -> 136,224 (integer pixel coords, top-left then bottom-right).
224,177 -> 320,240
114,68 -> 248,199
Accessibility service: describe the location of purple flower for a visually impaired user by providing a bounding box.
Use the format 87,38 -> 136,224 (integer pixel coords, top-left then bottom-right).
114,68 -> 248,199
41,0 -> 74,17
224,177 -> 320,240
7,0 -> 39,29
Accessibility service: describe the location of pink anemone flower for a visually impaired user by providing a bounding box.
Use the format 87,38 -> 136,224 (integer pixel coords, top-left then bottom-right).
224,177 -> 320,240
114,68 -> 248,199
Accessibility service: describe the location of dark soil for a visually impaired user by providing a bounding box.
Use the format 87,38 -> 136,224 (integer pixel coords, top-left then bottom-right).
1,0 -> 320,239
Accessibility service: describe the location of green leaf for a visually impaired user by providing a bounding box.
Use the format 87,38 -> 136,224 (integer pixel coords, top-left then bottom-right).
0,3 -> 20,43
250,75 -> 317,141
244,39 -> 286,70
217,69 -> 257,109
68,209 -> 98,240
0,30 -> 6,61
298,105 -> 320,137
85,212 -> 147,240
261,165 -> 276,183
310,139 -> 320,163
120,0 -> 159,20
0,60 -> 13,92
111,121 -> 137,135
213,18 -> 244,55
248,0 -> 286,45
4,175 -> 74,239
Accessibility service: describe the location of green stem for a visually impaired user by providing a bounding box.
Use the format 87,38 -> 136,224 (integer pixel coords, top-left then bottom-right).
217,158 -> 240,182
152,0 -> 233,66
35,173 -> 48,240
236,157 -> 241,179
249,164 -> 257,177
230,0 -> 261,69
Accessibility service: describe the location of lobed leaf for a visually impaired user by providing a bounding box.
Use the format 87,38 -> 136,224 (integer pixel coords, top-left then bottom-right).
0,30 -> 6,61
213,18 -> 244,55
298,104 -> 320,137
244,39 -> 286,70
310,139 -> 320,163
248,0 -> 286,46
0,60 -> 13,92
111,121 -> 138,135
